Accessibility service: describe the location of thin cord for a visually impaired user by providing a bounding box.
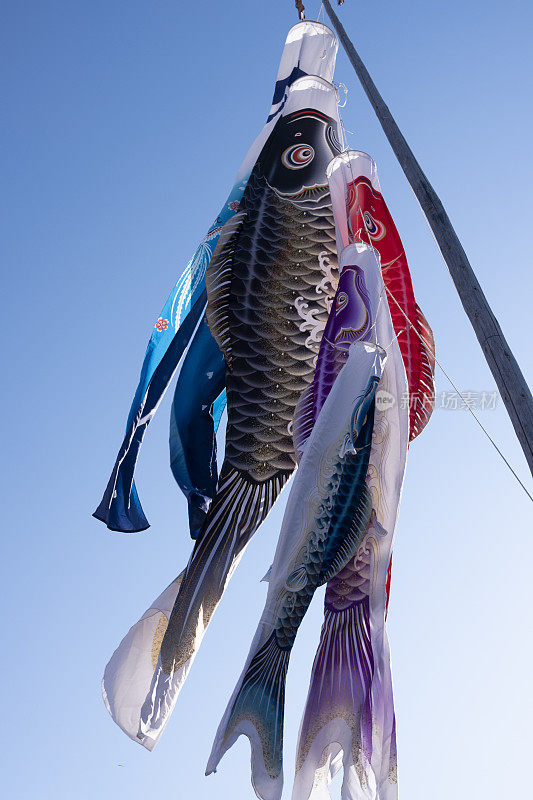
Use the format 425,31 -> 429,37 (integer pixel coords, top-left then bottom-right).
366,281 -> 386,341
332,118 -> 531,499
341,150 -> 532,501
340,119 -> 348,152
385,284 -> 533,503
337,107 -> 354,152
311,3 -> 327,58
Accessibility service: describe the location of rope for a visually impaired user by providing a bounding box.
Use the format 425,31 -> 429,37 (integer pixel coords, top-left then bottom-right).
385,284 -> 533,503
332,126 -> 532,502
311,3 -> 328,60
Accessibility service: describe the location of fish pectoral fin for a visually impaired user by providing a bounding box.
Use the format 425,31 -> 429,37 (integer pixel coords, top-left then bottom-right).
285,565 -> 308,591
205,211 -> 246,368
292,383 -> 315,461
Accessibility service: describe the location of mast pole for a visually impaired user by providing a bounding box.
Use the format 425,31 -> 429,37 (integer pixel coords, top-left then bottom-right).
322,0 -> 533,476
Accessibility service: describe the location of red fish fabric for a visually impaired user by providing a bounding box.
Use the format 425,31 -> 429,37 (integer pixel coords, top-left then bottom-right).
327,150 -> 435,441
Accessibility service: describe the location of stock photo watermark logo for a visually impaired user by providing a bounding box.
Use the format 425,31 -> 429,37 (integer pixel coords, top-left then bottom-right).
375,390 -> 500,411
376,390 -> 396,411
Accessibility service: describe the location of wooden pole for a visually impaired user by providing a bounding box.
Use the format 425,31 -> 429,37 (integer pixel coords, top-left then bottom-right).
322,0 -> 533,477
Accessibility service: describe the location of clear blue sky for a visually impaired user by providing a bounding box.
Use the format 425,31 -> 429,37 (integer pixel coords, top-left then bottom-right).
1,1 -> 532,798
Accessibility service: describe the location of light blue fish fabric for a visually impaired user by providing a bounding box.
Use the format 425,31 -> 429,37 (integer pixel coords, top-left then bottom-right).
93,182 -> 245,533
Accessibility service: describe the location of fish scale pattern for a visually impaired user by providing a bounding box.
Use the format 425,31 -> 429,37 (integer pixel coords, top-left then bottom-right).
325,545 -> 372,611
212,171 -> 338,482
313,339 -> 349,418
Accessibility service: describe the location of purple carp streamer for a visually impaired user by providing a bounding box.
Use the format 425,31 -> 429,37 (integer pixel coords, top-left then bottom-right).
293,362 -> 407,800
292,165 -> 410,800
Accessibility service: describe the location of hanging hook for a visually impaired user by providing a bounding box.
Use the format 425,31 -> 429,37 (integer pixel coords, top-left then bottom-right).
295,1 -> 305,19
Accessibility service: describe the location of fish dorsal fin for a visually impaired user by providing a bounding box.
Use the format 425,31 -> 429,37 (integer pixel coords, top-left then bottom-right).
409,303 -> 436,441
318,387 -> 377,585
292,382 -> 315,461
205,211 -> 246,369
319,483 -> 373,585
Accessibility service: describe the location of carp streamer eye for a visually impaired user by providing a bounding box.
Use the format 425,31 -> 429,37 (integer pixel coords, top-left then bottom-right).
363,211 -> 385,240
336,291 -> 348,315
281,144 -> 315,169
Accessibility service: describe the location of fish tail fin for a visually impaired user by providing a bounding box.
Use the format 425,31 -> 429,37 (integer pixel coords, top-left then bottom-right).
138,463 -> 288,748
101,572 -> 184,750
207,631 -> 289,800
294,598 -> 376,799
